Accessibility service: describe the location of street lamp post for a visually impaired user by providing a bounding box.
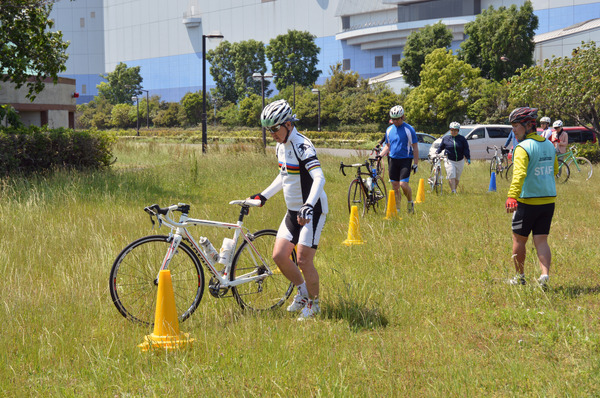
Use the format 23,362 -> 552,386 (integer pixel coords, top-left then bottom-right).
132,96 -> 139,136
140,89 -> 149,128
311,88 -> 321,132
252,72 -> 274,148
202,33 -> 224,153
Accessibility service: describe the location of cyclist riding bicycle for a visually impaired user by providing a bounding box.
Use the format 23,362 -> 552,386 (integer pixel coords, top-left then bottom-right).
248,99 -> 327,320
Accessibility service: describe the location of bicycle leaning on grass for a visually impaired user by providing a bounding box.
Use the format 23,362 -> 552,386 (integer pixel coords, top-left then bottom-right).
340,158 -> 388,216
427,153 -> 446,194
557,146 -> 593,182
109,200 -> 296,326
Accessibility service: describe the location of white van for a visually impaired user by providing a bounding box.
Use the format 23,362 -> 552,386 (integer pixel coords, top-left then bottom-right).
429,124 -> 513,160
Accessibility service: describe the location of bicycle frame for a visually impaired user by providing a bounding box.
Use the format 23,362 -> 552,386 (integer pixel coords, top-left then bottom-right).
149,200 -> 272,289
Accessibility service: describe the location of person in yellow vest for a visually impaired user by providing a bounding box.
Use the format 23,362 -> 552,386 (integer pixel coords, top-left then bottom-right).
505,107 -> 558,289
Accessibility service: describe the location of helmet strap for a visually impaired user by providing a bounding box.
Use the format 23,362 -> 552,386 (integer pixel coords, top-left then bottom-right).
282,123 -> 291,143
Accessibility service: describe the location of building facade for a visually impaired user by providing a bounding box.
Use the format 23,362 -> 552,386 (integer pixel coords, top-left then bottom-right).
49,0 -> 600,104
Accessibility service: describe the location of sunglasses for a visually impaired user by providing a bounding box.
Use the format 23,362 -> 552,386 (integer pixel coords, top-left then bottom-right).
268,124 -> 282,133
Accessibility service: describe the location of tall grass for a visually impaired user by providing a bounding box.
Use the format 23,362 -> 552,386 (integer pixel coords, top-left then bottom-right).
1,141 -> 599,396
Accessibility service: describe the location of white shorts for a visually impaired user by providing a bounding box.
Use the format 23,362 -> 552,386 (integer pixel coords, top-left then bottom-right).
277,210 -> 326,249
444,158 -> 464,180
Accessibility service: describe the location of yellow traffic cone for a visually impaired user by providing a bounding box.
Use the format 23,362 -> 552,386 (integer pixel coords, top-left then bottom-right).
139,270 -> 194,351
384,190 -> 399,219
342,206 -> 365,245
415,178 -> 425,203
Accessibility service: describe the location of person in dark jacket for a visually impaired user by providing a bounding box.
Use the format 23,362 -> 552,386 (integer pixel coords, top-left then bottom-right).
435,122 -> 471,193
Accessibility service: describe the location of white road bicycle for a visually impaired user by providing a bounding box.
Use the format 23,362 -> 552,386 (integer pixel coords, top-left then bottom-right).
428,153 -> 446,195
109,200 -> 296,326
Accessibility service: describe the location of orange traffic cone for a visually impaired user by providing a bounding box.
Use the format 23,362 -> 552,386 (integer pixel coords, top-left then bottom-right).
342,206 -> 365,245
384,190 -> 399,219
415,178 -> 425,204
139,270 -> 194,351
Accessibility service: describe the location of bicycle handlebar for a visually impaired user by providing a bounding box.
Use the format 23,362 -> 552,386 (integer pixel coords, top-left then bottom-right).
144,200 -> 261,228
339,160 -> 370,177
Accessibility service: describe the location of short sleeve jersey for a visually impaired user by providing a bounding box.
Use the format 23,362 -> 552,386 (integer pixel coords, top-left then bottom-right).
385,122 -> 418,159
276,128 -> 328,214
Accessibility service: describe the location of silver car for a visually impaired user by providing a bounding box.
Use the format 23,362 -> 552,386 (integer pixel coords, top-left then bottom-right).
428,124 -> 513,160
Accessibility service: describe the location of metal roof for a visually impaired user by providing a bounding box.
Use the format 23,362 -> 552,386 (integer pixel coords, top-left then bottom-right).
535,18 -> 600,43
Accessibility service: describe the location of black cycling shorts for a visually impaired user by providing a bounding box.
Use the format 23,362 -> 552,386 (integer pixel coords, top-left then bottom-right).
388,157 -> 413,182
512,202 -> 555,237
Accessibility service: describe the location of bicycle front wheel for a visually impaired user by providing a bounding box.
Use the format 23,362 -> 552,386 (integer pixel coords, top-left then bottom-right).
348,178 -> 366,216
568,157 -> 593,182
556,159 -> 570,184
504,162 -> 513,181
109,235 -> 205,326
434,166 -> 443,195
370,176 -> 388,214
489,158 -> 498,176
231,229 -> 295,311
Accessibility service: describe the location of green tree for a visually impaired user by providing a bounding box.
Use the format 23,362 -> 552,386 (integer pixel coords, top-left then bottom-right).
509,41 -> 600,135
153,103 -> 180,127
178,91 -> 204,127
0,0 -> 69,100
206,41 -> 237,104
238,94 -> 263,127
467,79 -> 511,124
110,103 -> 134,128
398,21 -> 453,87
266,30 -> 321,91
405,48 -> 482,133
459,1 -> 538,81
97,62 -> 143,105
322,63 -> 362,94
365,87 -> 404,126
207,39 -> 268,104
232,40 -> 270,100
75,96 -> 113,129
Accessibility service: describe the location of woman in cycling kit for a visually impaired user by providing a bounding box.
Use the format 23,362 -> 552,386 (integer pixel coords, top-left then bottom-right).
249,99 -> 327,320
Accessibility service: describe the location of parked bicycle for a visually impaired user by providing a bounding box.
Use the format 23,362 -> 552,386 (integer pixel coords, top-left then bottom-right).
340,159 -> 388,216
109,200 -> 296,326
557,147 -> 593,182
428,153 -> 446,194
369,145 -> 386,177
487,146 -> 512,180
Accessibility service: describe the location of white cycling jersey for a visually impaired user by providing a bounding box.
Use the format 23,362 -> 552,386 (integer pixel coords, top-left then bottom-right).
261,127 -> 328,214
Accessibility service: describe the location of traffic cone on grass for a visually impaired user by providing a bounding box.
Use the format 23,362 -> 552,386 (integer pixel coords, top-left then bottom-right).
139,270 -> 194,351
415,178 -> 425,203
488,172 -> 497,192
384,190 -> 399,220
342,206 -> 364,245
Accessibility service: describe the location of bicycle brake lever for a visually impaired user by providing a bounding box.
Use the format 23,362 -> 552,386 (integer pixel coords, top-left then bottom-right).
339,162 -> 346,176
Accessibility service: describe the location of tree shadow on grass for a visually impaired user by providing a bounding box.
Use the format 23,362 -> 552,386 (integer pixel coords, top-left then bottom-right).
551,285 -> 600,299
321,298 -> 389,332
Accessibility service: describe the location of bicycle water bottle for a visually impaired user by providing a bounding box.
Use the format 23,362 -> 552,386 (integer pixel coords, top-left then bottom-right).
366,176 -> 373,191
218,238 -> 235,265
199,237 -> 219,263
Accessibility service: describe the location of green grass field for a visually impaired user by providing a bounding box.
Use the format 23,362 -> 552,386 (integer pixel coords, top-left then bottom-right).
1,141 -> 599,396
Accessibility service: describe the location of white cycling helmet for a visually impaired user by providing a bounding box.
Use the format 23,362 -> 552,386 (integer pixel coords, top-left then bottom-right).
261,99 -> 293,128
449,121 -> 460,130
389,105 -> 404,119
540,116 -> 551,124
553,120 -> 563,128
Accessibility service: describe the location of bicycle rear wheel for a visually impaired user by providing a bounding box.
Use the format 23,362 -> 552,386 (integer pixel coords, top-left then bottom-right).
231,229 -> 295,311
348,178 -> 367,216
109,235 -> 205,326
556,159 -> 570,183
369,176 -> 388,214
568,157 -> 593,182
